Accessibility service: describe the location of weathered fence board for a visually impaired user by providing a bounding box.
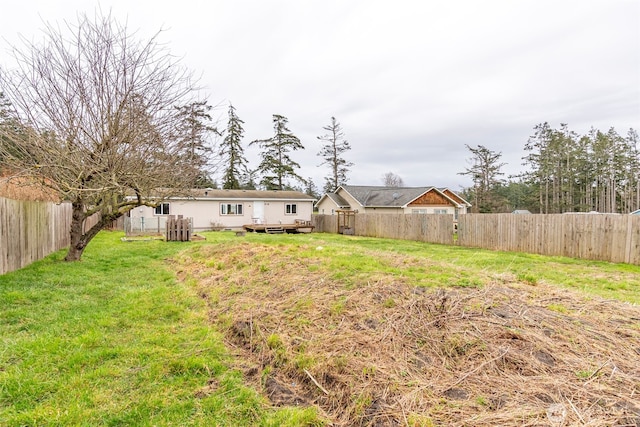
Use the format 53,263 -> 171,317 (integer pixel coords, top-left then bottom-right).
312,213 -> 454,245
165,215 -> 192,242
0,197 -> 105,274
1,197 -> 73,274
313,213 -> 640,265
457,213 -> 640,265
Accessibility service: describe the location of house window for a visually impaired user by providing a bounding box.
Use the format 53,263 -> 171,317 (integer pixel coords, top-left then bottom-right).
221,203 -> 243,215
285,203 -> 297,214
412,209 -> 427,214
154,203 -> 170,215
434,209 -> 448,214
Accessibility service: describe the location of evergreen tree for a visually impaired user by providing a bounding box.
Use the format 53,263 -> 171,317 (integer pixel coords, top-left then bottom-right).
0,92 -> 27,167
239,170 -> 258,190
219,103 -> 249,189
317,116 -> 352,193
174,100 -> 218,188
0,92 -> 12,167
304,176 -> 321,199
459,145 -> 506,212
624,128 -> 640,211
522,123 -> 639,213
251,114 -> 305,190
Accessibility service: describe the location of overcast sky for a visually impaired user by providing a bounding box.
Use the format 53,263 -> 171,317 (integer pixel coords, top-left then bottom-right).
1,0 -> 639,190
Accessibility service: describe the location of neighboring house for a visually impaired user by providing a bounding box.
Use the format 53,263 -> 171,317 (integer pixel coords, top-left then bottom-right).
129,189 -> 315,231
315,185 -> 471,220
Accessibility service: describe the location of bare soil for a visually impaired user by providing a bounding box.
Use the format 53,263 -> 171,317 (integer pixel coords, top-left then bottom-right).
176,242 -> 640,426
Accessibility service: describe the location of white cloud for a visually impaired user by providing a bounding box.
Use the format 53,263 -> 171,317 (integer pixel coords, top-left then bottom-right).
1,0 -> 638,190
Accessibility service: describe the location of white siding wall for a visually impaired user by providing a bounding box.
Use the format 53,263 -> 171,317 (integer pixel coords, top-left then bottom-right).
316,198 -> 339,215
128,199 -> 314,230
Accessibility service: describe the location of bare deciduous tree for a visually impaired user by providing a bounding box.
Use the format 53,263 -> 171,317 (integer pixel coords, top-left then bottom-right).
382,172 -> 404,187
0,12 -> 201,261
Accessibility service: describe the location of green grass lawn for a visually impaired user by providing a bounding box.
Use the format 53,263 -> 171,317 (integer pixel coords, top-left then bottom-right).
0,232 -> 320,426
1,230 -> 639,426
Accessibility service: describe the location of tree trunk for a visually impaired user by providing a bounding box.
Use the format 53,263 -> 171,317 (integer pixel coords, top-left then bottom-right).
64,200 -> 109,261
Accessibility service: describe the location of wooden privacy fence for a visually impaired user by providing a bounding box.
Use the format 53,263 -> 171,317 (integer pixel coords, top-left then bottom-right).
1,197 -> 71,274
457,213 -> 640,265
313,213 -> 454,245
0,197 -> 102,275
313,213 -> 640,265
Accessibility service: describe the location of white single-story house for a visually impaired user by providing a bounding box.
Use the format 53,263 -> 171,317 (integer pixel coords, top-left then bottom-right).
129,189 -> 315,231
315,185 -> 471,220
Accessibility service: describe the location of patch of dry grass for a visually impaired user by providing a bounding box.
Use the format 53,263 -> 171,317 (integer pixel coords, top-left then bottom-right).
175,241 -> 640,426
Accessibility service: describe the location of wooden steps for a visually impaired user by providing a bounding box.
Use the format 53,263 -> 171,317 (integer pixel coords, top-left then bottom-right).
265,226 -> 284,234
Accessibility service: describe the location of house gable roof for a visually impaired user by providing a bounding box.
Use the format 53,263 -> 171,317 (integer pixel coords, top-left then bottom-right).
338,185 -> 468,208
315,192 -> 350,209
339,185 -> 434,208
439,188 -> 472,207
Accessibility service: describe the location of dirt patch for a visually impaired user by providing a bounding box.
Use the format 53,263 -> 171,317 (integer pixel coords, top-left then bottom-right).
176,242 -> 640,426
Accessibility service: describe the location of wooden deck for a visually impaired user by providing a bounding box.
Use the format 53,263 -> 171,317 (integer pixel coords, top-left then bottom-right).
243,220 -> 314,234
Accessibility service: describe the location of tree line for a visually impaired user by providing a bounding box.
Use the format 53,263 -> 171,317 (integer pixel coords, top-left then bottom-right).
460,123 -> 640,214
216,108 -> 353,198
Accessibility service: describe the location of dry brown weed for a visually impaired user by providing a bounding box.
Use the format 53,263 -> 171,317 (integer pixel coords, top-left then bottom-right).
177,242 -> 640,427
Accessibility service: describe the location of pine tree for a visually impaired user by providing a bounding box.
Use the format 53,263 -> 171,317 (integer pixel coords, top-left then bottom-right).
521,123 -> 639,213
251,114 -> 305,190
304,176 -> 320,199
219,103 -> 249,189
174,100 -> 218,187
0,92 -> 27,167
459,145 -> 506,212
317,117 -> 352,193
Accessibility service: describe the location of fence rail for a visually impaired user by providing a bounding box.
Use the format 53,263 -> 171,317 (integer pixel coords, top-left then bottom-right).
313,213 -> 640,265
